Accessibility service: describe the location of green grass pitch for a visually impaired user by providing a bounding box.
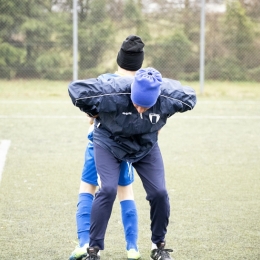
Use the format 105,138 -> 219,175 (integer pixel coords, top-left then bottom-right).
0,80 -> 259,259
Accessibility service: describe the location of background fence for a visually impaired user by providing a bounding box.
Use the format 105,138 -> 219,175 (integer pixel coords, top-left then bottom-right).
0,0 -> 260,82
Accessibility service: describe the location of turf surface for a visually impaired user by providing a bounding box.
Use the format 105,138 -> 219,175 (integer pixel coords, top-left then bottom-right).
0,80 -> 259,259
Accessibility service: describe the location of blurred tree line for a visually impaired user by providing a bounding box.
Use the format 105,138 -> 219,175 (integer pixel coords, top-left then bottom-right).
0,0 -> 260,81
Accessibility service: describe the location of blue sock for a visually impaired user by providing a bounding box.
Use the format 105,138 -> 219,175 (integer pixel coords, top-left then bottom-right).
120,200 -> 138,251
76,193 -> 94,247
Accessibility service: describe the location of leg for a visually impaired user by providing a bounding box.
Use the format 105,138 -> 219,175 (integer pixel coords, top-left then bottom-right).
132,143 -> 170,245
117,184 -> 134,201
117,162 -> 139,254
118,185 -> 140,259
133,144 -> 173,259
79,180 -> 96,194
76,182 -> 96,247
118,185 -> 138,251
117,161 -> 134,201
89,143 -> 121,250
76,141 -> 99,247
76,124 -> 97,246
70,141 -> 99,260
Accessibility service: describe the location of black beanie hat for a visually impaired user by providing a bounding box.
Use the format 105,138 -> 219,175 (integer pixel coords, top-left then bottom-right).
116,35 -> 145,71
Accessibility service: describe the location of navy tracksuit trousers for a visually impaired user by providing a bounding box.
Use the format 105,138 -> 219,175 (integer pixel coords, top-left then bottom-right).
89,142 -> 170,250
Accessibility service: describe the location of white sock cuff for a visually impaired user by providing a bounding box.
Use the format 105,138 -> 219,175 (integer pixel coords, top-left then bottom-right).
151,242 -> 157,250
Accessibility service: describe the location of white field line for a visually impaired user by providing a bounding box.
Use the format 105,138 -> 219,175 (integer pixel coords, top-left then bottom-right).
0,115 -> 260,119
173,115 -> 260,119
0,100 -> 259,104
0,100 -> 71,104
0,115 -> 84,119
0,140 -> 11,183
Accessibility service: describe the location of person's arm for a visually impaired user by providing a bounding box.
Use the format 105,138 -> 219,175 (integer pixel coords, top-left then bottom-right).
161,78 -> 197,116
68,78 -> 102,117
69,76 -> 132,117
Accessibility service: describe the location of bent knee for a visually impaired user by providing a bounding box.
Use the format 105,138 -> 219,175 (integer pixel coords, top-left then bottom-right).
148,188 -> 168,201
100,186 -> 117,200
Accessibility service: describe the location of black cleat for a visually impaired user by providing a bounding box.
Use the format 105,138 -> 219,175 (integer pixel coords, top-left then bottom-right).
83,247 -> 100,260
150,242 -> 173,260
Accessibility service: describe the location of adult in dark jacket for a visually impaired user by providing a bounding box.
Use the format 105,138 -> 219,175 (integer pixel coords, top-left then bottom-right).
68,67 -> 197,260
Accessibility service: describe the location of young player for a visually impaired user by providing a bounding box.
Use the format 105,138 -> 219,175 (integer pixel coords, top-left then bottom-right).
69,35 -> 145,260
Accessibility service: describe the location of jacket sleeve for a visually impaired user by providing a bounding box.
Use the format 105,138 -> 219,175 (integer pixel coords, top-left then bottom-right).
160,78 -> 197,116
68,78 -> 103,117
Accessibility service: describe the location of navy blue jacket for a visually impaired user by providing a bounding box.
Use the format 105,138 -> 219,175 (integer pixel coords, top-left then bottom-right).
69,75 -> 197,162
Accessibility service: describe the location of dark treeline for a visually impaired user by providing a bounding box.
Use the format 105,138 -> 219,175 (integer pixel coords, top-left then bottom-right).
0,0 -> 260,81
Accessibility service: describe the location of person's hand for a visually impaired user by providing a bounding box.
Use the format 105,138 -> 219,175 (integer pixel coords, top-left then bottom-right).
89,117 -> 94,125
86,113 -> 99,125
